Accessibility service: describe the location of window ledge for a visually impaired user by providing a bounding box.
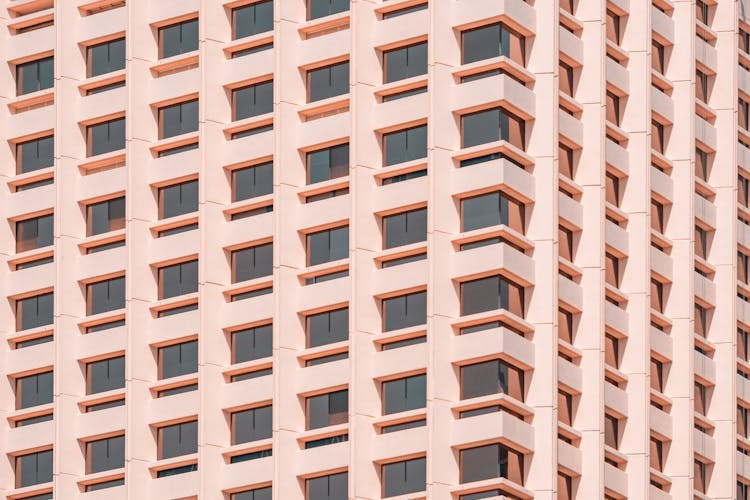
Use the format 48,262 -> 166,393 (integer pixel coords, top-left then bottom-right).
79,308 -> 126,331
221,440 -> 272,462
8,0 -> 53,17
605,202 -> 628,223
150,215 -> 198,237
298,96 -> 349,121
375,160 -> 428,183
649,469 -> 671,488
649,388 -> 672,411
8,248 -> 54,268
78,71 -> 125,96
557,339 -> 582,362
605,366 -> 628,389
452,310 -> 533,337
296,423 -> 349,445
605,445 -> 628,465
150,52 -> 199,77
374,76 -> 428,100
8,166 -> 54,191
374,326 -> 427,349
453,141 -> 534,170
7,88 -> 54,114
77,391 -> 125,412
297,11 -> 349,38
453,56 -> 534,86
150,374 -> 198,397
454,226 -> 533,253
298,177 -> 349,201
558,422 -> 582,443
374,244 -> 427,267
372,409 -> 426,431
298,262 -> 349,283
604,283 -> 628,304
78,470 -> 125,490
224,33 -> 273,58
149,454 -> 198,476
559,9 -> 583,32
558,258 -> 582,280
651,70 -> 673,94
223,195 -> 273,220
5,485 -> 53,500
297,341 -> 349,365
78,230 -> 125,253
6,404 -> 53,426
6,328 -> 53,349
650,229 -> 673,251
149,294 -> 199,317
606,40 -> 629,63
695,99 -> 716,122
695,21 -> 717,44
223,358 -> 272,382
78,151 -> 126,175
559,92 -> 583,115
451,393 -> 532,419
150,132 -> 199,158
223,279 -> 273,301
224,114 -> 273,138
449,478 -> 533,500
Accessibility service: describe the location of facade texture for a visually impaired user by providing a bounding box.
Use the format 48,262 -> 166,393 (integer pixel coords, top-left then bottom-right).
2,0 -> 750,499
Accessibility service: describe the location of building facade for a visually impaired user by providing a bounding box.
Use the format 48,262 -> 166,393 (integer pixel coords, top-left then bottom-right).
0,0 -> 749,498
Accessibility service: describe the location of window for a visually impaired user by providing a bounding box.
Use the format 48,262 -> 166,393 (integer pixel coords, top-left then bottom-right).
232,243 -> 272,282
696,148 -> 709,181
558,389 -> 573,425
233,162 -> 273,201
651,278 -> 664,313
308,0 -> 348,20
695,225 -> 708,260
650,437 -> 663,471
307,143 -> 349,184
696,0 -> 709,24
694,459 -> 707,493
383,4 -> 427,18
383,125 -> 427,166
158,420 -> 198,459
87,356 -> 125,394
462,192 -> 524,234
741,175 -> 750,207
741,252 -> 749,284
16,135 -> 54,174
232,405 -> 272,444
16,56 -> 53,95
159,19 -> 199,58
159,180 -> 198,219
461,107 -> 524,150
87,38 -> 125,77
461,359 -> 524,401
306,471 -> 348,500
306,389 -> 348,429
559,61 -> 574,95
232,487 -> 272,500
159,99 -> 199,139
652,39 -> 664,73
652,120 -> 664,154
87,117 -> 125,156
740,405 -> 749,438
559,143 -> 574,178
606,91 -> 620,126
741,99 -> 750,130
307,226 -> 349,265
383,374 -> 426,414
158,340 -> 198,379
87,276 -> 125,315
695,303 -> 707,338
558,473 -> 573,500
696,69 -> 709,102
461,275 -> 524,317
233,0 -> 273,39
159,260 -> 198,299
604,413 -> 620,448
651,199 -> 664,233
559,308 -> 574,343
16,214 -> 53,252
462,23 -> 524,65
307,308 -> 348,347
460,444 -> 523,485
605,252 -> 620,287
16,292 -> 54,331
383,208 -> 427,249
307,61 -> 349,102
232,324 -> 272,363
740,328 -> 750,362
234,80 -> 273,120
382,457 -> 426,497
87,197 -> 125,236
694,381 -> 707,415
605,333 -> 620,368
559,226 -> 574,261
383,291 -> 426,332
740,481 -> 749,500
15,449 -> 53,488
383,42 -> 427,83
606,9 -> 620,44
650,357 -> 663,392
87,435 -> 125,473
16,371 -> 53,409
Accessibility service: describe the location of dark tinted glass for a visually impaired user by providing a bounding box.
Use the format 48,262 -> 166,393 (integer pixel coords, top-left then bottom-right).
233,162 -> 273,201
160,19 -> 199,58
307,389 -> 348,429
308,0 -> 349,20
462,192 -> 523,232
384,125 -> 427,166
160,100 -> 199,138
383,374 -> 426,414
17,371 -> 53,409
308,144 -> 349,184
384,42 -> 427,83
89,38 -> 126,77
461,359 -> 523,400
17,450 -> 53,487
462,23 -> 522,64
382,457 -> 426,497
383,291 -> 427,332
18,293 -> 54,331
88,356 -> 125,394
89,197 -> 125,236
17,136 -> 54,174
89,118 -> 125,156
234,81 -> 273,120
232,486 -> 273,500
233,324 -> 273,363
233,405 -> 272,444
460,444 -> 518,483
460,490 -> 502,500
86,479 -> 125,492
160,180 -> 198,219
461,275 -> 523,316
308,62 -> 350,102
383,208 -> 427,248
307,308 -> 349,347
234,243 -> 273,282
16,214 -> 54,252
16,57 -> 54,95
159,420 -> 198,459
308,226 -> 349,265
307,472 -> 348,500
382,4 -> 427,18
15,415 -> 52,430
159,340 -> 198,379
88,277 -> 125,315
88,435 -> 125,473
462,108 -> 503,147
233,0 -> 273,39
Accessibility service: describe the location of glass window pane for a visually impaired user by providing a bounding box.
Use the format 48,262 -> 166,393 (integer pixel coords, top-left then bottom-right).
18,293 -> 54,331
309,0 -> 349,20
160,421 -> 198,459
88,356 -> 125,394
462,276 -> 500,315
18,136 -> 54,174
383,291 -> 426,331
384,125 -> 427,166
233,405 -> 272,444
161,180 -> 199,219
18,371 -> 53,409
307,308 -> 349,347
161,20 -> 199,58
234,243 -> 273,282
460,444 -> 518,483
384,208 -> 427,248
235,81 -> 274,120
383,458 -> 426,497
233,324 -> 273,363
234,0 -> 274,39
89,277 -> 125,315
462,24 -> 501,64
233,162 -> 273,201
462,108 -> 501,148
384,374 -> 426,414
89,435 -> 125,473
18,450 -> 53,487
160,340 -> 198,379
308,62 -> 349,102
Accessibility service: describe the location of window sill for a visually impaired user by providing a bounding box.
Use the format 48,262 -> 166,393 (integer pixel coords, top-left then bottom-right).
372,409 -> 426,433
78,230 -> 125,253
224,114 -> 273,139
8,166 -> 54,192
374,244 -> 427,268
650,388 -> 672,410
299,262 -> 349,285
7,325 -> 54,346
6,404 -> 53,427
452,393 -> 531,420
449,478 -> 533,500
150,294 -> 199,317
9,248 -> 54,269
150,52 -> 199,78
604,282 -> 628,305
150,374 -> 198,397
150,215 -> 198,238
557,339 -> 582,362
453,141 -> 533,170
298,96 -> 349,122
78,470 -> 125,491
296,424 -> 348,447
149,454 -> 198,477
7,88 -> 54,114
605,445 -> 628,466
78,151 -> 126,176
559,8 -> 583,33
222,440 -> 272,463
223,358 -> 272,382
79,71 -> 125,96
374,76 -> 428,100
453,226 -> 532,254
224,33 -> 273,59
374,325 -> 427,349
298,177 -> 349,202
557,422 -> 581,443
297,340 -> 349,366
5,484 -> 53,500
150,132 -> 199,158
559,91 -> 583,116
650,229 -> 673,252
297,11 -> 349,39
453,56 -> 534,87
452,310 -> 532,337
7,0 -> 53,17
223,195 -> 273,220
78,390 -> 125,412
223,278 -> 273,301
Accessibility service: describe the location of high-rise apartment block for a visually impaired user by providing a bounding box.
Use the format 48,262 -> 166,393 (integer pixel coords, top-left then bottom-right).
1,0 -> 750,498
